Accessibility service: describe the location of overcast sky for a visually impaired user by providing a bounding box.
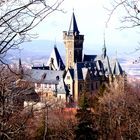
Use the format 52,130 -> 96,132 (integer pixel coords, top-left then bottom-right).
31,0 -> 140,58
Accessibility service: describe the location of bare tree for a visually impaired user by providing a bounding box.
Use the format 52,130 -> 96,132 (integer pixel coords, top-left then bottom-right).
25,102 -> 75,140
0,0 -> 66,139
0,0 -> 64,65
95,81 -> 140,140
0,66 -> 33,139
106,0 -> 140,29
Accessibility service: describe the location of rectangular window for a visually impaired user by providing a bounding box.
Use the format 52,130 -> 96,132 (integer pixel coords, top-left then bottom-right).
44,84 -> 47,88
79,84 -> 82,91
67,84 -> 70,90
91,83 -> 94,90
36,83 -> 41,88
67,76 -> 70,79
46,93 -> 48,97
86,84 -> 89,90
59,95 -> 61,99
49,84 -> 51,88
96,82 -> 98,89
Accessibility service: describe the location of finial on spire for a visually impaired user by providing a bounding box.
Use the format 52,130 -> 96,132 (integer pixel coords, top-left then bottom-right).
68,11 -> 80,35
72,8 -> 74,13
116,49 -> 118,59
54,38 -> 56,47
103,30 -> 106,48
54,38 -> 57,48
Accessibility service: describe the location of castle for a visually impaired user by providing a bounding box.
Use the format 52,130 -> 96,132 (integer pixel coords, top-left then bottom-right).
24,12 -> 124,104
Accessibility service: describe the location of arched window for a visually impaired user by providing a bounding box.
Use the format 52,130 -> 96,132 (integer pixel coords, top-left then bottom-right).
42,73 -> 46,79
67,84 -> 70,90
91,83 -> 94,90
96,82 -> 98,89
79,84 -> 82,91
56,76 -> 60,81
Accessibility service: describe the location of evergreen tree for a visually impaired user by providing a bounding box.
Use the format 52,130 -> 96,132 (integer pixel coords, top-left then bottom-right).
74,92 -> 98,140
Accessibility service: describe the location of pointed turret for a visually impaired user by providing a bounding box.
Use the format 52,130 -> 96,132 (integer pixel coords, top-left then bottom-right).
102,32 -> 107,59
68,12 -> 80,35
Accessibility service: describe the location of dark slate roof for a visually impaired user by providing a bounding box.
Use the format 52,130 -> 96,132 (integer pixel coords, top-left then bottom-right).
24,69 -> 66,95
47,45 -> 65,70
98,55 -> 124,76
25,69 -> 64,84
96,46 -> 123,76
68,12 -> 80,35
74,62 -> 102,80
83,54 -> 97,62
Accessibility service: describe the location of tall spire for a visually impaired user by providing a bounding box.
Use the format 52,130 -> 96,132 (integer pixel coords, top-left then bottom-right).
102,31 -> 107,59
115,49 -> 118,59
103,31 -> 106,48
63,11 -> 84,69
68,11 -> 80,35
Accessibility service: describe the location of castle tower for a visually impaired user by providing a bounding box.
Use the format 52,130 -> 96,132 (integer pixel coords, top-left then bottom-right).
63,12 -> 84,69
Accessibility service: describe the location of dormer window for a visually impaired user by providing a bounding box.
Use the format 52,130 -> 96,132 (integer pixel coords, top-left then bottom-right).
67,76 -> 70,79
56,76 -> 60,81
50,58 -> 54,64
42,73 -> 46,79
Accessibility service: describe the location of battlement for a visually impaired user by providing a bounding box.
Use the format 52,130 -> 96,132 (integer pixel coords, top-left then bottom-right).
63,31 -> 84,41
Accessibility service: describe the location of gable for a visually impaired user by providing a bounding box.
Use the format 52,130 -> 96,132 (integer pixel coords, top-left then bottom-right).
64,69 -> 73,82
47,46 -> 65,70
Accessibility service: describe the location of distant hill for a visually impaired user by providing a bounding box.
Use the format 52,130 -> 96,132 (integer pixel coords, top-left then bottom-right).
6,39 -> 65,64
4,39 -> 140,79
20,39 -> 65,59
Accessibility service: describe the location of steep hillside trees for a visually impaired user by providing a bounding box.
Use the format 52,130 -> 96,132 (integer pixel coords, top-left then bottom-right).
0,67 -> 34,139
0,0 -> 64,139
95,82 -> 140,140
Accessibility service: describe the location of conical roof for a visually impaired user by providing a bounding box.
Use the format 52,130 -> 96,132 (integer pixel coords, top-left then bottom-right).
102,32 -> 107,59
68,12 -> 80,35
